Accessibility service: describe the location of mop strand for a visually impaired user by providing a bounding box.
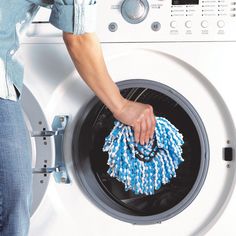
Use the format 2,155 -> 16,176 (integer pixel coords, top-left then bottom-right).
102,116 -> 184,195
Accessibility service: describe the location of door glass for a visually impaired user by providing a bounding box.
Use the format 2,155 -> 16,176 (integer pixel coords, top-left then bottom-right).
72,81 -> 209,223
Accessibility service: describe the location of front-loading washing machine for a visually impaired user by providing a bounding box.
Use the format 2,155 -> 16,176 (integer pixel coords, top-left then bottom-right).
18,0 -> 236,235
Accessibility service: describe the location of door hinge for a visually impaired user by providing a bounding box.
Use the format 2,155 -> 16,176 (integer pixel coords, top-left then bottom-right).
32,115 -> 71,184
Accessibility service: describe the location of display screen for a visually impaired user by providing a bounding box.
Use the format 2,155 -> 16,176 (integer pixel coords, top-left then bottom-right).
172,0 -> 199,5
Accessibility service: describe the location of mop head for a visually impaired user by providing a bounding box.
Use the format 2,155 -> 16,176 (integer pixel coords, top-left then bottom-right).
102,117 -> 184,195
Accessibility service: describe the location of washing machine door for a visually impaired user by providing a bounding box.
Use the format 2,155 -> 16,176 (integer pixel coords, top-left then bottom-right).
20,85 -> 70,216
72,79 -> 210,222
45,46 -> 236,235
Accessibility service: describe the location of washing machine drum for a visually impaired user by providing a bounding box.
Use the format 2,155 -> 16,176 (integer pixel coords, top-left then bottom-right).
72,80 -> 209,224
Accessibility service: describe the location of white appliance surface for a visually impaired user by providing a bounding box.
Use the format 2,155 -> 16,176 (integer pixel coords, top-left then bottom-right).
17,0 -> 236,235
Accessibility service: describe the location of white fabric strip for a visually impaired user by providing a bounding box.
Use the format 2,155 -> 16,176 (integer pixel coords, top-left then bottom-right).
73,0 -> 97,35
0,58 -> 17,101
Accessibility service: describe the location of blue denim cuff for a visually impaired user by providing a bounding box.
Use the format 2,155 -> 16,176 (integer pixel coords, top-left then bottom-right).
49,0 -> 97,35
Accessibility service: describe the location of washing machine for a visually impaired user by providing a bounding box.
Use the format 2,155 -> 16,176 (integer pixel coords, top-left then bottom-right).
18,0 -> 236,235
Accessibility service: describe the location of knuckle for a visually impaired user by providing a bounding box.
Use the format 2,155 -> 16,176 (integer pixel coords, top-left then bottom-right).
140,112 -> 145,117
145,107 -> 150,113
148,105 -> 153,111
136,117 -> 142,123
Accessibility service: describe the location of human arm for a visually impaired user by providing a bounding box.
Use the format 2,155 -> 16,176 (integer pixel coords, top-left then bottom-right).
48,0 -> 156,144
63,31 -> 156,145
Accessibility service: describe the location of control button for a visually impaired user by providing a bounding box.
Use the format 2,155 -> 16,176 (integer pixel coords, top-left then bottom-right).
223,147 -> 233,161
217,20 -> 225,28
201,20 -> 208,28
108,22 -> 118,32
170,20 -> 177,29
151,21 -> 161,31
185,20 -> 192,28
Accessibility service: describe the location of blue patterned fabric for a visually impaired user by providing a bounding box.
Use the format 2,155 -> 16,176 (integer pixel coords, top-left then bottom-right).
102,117 -> 185,195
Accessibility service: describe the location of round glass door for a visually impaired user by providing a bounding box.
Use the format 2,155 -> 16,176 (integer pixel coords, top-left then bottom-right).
72,80 -> 209,224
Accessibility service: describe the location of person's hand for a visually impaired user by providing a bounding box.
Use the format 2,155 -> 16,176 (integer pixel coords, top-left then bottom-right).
113,99 -> 156,145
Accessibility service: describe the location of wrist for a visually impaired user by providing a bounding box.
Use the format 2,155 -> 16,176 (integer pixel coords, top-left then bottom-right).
112,98 -> 129,117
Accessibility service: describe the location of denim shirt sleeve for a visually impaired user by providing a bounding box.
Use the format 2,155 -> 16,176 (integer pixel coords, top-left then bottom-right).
49,0 -> 97,35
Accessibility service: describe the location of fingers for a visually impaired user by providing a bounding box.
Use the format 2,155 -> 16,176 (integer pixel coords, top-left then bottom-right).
139,115 -> 147,145
133,117 -> 147,145
134,119 -> 141,143
145,108 -> 152,144
133,104 -> 156,145
149,105 -> 156,139
141,105 -> 156,145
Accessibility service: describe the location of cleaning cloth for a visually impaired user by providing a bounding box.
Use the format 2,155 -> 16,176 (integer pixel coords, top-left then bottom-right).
102,116 -> 184,195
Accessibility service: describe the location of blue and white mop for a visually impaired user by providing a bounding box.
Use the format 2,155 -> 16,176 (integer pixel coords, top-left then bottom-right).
102,117 -> 184,195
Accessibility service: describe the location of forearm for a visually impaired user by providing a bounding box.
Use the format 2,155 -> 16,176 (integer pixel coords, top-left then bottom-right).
63,32 -> 127,114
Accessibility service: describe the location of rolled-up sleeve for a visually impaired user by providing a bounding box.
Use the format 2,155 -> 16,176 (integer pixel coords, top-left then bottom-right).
49,0 -> 97,35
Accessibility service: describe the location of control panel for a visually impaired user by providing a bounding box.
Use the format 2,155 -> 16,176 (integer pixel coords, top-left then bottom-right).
96,0 -> 236,42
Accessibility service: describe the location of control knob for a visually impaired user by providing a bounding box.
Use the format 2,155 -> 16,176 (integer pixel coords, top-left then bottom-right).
121,0 -> 149,24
